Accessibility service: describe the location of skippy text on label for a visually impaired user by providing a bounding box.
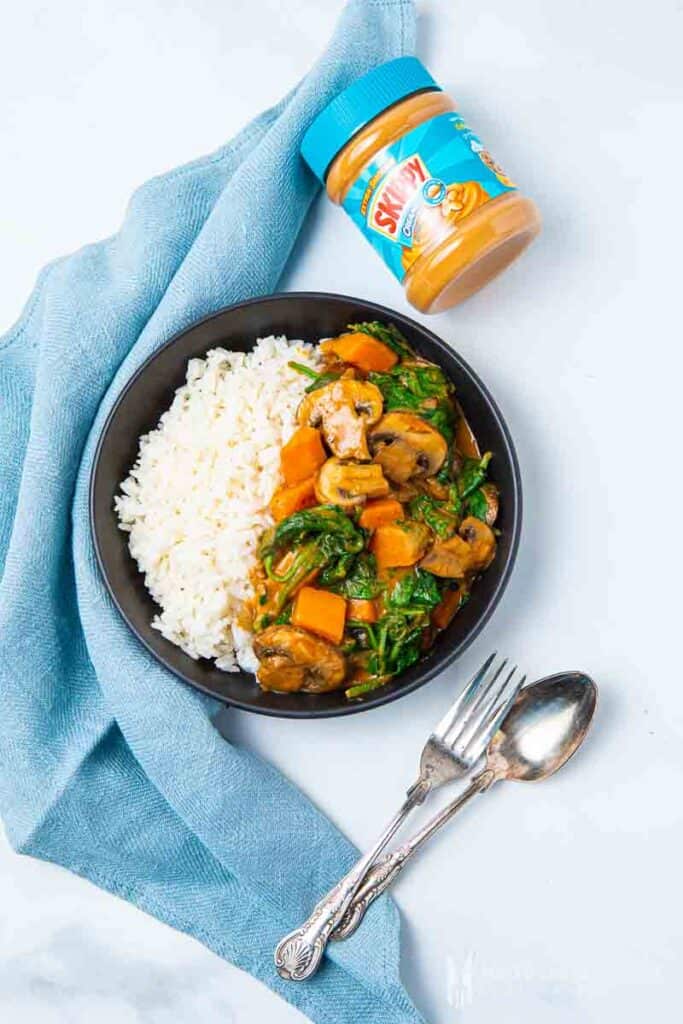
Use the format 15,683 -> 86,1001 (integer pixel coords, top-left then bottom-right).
368,154 -> 429,239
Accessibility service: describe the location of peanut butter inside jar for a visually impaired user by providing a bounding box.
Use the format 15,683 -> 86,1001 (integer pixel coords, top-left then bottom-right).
301,58 -> 541,314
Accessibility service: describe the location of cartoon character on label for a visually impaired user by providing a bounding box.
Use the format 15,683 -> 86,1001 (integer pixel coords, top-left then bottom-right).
402,179 -> 491,274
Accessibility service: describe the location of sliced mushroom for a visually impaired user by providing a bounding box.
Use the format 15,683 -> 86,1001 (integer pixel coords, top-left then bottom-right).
298,379 -> 383,460
369,412 -> 448,484
420,516 -> 496,578
253,625 -> 346,693
315,457 -> 389,508
420,534 -> 472,578
389,480 -> 420,503
478,483 -> 499,527
419,475 -> 450,502
458,516 -> 497,570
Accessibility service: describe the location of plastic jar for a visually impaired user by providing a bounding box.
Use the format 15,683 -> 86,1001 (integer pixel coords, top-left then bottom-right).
301,57 -> 541,314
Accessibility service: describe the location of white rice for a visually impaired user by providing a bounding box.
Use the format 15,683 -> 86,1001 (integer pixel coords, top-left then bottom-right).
115,335 -> 321,671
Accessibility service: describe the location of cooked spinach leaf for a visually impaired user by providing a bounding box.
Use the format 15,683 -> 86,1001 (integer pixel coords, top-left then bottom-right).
274,603 -> 293,625
345,679 -> 385,698
339,553 -> 381,599
465,487 -> 489,522
317,550 -> 357,587
345,569 -> 442,694
304,370 -> 342,393
288,360 -> 342,393
387,568 -> 442,613
368,362 -> 455,441
255,539 -> 325,627
456,453 -> 492,499
261,505 -> 364,558
287,360 -> 318,380
369,362 -> 451,406
256,507 -> 365,627
422,404 -> 455,441
367,615 -> 423,679
409,494 -> 459,539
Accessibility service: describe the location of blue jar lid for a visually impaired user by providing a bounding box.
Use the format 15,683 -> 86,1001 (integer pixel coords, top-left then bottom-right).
301,57 -> 440,183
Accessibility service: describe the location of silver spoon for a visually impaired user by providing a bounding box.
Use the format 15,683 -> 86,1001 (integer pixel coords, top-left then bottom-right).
331,671 -> 597,941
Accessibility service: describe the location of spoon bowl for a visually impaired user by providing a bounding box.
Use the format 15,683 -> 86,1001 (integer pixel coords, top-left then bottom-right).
488,671 -> 597,784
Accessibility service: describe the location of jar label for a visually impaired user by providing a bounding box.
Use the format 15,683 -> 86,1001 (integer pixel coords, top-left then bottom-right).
342,111 -> 517,282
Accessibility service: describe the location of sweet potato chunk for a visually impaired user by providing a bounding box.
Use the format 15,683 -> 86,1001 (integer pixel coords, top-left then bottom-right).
321,332 -> 398,373
371,521 -> 431,569
358,498 -> 405,530
269,477 -> 317,522
280,426 -> 326,485
291,586 -> 347,645
347,598 -> 377,623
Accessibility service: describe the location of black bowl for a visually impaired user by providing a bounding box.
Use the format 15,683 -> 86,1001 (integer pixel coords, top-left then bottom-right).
91,293 -> 521,718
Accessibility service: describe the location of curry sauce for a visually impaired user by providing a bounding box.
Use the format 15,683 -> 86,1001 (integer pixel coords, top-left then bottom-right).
248,321 -> 499,700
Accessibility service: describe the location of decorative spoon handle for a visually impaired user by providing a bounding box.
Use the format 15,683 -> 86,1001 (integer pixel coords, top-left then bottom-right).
274,779 -> 431,981
331,769 -> 494,942
329,849 -> 409,941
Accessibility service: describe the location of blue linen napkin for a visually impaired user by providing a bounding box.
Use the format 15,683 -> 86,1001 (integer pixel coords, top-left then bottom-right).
0,2 -> 424,1021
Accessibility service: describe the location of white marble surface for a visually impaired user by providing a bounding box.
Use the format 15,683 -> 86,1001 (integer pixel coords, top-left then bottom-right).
2,1 -> 682,1021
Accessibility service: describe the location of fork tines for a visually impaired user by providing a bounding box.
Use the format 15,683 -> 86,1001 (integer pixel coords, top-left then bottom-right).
435,654 -> 525,765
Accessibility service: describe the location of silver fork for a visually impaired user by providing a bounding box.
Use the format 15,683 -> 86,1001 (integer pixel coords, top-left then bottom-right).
274,653 -> 523,982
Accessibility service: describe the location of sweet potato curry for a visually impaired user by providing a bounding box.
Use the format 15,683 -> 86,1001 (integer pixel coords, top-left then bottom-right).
249,322 -> 499,699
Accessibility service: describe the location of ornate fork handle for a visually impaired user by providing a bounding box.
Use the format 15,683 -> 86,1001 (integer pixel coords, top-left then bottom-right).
331,849 -> 409,941
274,778 -> 431,981
331,768 -> 495,942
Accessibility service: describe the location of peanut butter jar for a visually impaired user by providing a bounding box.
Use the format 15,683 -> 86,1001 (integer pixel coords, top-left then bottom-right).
301,57 -> 541,314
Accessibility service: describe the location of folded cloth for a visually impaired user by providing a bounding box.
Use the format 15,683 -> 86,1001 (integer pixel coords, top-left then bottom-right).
0,2 -> 423,1021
